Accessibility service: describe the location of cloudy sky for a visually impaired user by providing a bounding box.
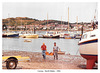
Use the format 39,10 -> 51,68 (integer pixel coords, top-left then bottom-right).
2,2 -> 98,23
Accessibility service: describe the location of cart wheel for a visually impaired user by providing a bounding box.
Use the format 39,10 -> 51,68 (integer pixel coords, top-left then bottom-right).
6,59 -> 17,69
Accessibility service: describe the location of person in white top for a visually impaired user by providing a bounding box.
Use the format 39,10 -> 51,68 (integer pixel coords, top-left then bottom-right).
53,42 -> 60,60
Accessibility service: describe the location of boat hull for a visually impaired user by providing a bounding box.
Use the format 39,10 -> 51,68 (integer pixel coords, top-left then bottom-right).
24,34 -> 38,38
79,39 -> 98,69
19,33 -> 24,37
80,54 -> 98,69
2,34 -> 7,37
43,35 -> 60,38
75,36 -> 81,39
2,33 -> 19,37
7,34 -> 19,37
64,37 -> 71,39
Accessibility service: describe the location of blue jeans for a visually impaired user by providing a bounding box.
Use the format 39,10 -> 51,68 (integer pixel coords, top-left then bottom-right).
54,51 -> 58,60
42,50 -> 46,59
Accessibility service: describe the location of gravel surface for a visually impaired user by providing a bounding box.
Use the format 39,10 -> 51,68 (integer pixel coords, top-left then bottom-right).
2,50 -> 96,69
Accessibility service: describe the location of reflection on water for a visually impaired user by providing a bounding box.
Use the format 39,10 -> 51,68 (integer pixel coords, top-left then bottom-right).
2,37 -> 80,55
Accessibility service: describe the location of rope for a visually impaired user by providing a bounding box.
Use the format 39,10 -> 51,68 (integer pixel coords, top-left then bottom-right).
59,47 -> 79,62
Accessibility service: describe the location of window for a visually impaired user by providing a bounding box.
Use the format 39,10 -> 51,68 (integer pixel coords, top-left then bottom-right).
90,35 -> 96,37
82,34 -> 87,39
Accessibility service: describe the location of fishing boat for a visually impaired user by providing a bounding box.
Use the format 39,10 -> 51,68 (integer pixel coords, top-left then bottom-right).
43,31 -> 60,38
2,32 -> 19,37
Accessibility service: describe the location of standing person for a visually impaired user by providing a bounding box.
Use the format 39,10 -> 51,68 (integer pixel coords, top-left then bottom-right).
41,43 -> 47,59
53,42 -> 60,60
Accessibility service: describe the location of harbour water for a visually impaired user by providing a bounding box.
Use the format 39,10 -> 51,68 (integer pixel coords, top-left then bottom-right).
2,36 -> 80,55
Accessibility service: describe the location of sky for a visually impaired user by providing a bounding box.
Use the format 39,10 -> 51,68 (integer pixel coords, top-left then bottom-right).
2,2 -> 98,23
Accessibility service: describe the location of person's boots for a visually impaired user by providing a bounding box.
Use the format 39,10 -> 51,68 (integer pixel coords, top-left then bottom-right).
43,55 -> 46,59
54,55 -> 55,60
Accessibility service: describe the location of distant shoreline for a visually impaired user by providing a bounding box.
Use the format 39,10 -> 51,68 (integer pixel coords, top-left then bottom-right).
2,30 -> 86,32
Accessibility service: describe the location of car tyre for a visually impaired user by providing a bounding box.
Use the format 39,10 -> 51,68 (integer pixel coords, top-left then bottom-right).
6,59 -> 17,69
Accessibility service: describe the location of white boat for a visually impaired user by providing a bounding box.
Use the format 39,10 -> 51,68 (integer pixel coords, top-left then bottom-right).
78,29 -> 98,69
23,33 -> 38,38
18,31 -> 24,37
19,34 -> 24,37
43,31 -> 60,38
56,31 -> 65,38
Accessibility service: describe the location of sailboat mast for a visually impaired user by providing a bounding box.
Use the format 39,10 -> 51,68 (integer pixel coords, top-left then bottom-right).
61,16 -> 62,25
15,20 -> 17,31
21,19 -> 22,31
76,16 -> 78,31
68,7 -> 69,32
47,13 -> 48,25
8,13 -> 10,31
61,16 -> 62,30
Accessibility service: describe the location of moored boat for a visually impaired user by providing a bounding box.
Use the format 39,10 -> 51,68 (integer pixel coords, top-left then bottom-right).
23,34 -> 38,38
43,31 -> 60,38
24,34 -> 38,38
64,34 -> 71,39
2,34 -> 7,37
2,32 -> 19,37
74,34 -> 81,39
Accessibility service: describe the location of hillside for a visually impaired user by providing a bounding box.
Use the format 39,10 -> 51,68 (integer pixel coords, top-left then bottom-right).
2,17 -> 71,26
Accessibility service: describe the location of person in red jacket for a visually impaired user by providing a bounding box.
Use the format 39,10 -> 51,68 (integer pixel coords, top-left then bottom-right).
41,43 -> 47,59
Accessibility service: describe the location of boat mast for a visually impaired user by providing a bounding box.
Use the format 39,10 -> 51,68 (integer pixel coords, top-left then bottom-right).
68,7 -> 69,33
33,25 -> 35,34
7,13 -> 10,32
92,9 -> 97,30
45,13 -> 48,31
91,20 -> 93,31
25,22 -> 27,33
76,16 -> 78,33
15,20 -> 17,31
61,16 -> 62,31
47,13 -> 48,25
21,19 -> 22,31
